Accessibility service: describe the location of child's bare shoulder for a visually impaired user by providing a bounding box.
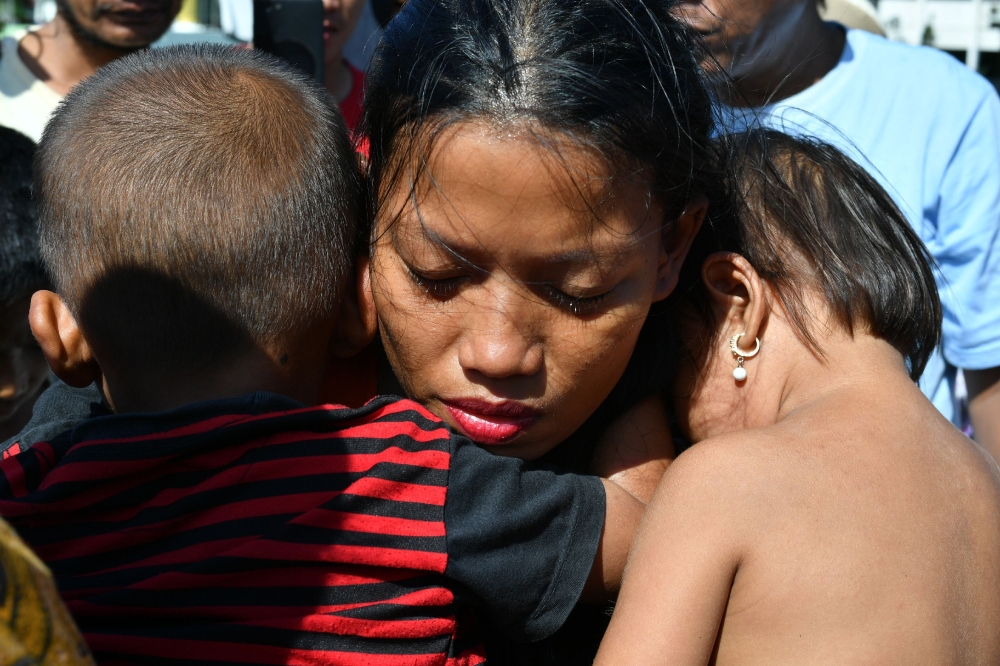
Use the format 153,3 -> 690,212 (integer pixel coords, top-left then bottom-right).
668,421 -> 812,486
655,426 -> 801,527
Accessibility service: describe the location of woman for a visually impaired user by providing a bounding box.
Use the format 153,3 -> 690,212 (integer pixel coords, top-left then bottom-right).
357,0 -> 730,661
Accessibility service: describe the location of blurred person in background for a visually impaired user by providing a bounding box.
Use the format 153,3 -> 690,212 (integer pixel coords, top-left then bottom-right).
0,517 -> 94,665
818,0 -> 884,36
678,0 -> 1000,459
0,128 -> 50,445
0,0 -> 181,141
323,0 -> 366,128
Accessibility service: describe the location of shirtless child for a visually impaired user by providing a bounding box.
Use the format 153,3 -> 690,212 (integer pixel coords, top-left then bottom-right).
595,129 -> 1000,665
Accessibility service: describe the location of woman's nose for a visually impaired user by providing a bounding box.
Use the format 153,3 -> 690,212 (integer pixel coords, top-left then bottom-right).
457,292 -> 543,380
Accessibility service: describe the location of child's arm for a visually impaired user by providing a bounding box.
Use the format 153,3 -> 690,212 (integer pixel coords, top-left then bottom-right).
594,439 -> 747,665
591,394 -> 675,503
442,432 -> 646,642
579,478 -> 645,602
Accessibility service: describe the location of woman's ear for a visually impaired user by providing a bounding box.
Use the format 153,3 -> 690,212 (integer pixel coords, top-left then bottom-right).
29,291 -> 102,388
329,257 -> 379,358
654,194 -> 708,301
701,252 -> 769,348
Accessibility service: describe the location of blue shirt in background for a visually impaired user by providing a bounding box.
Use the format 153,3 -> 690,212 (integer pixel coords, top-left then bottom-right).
721,28 -> 1000,423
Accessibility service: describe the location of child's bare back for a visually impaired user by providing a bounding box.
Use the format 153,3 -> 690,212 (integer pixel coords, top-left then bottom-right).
706,377 -> 999,663
595,130 -> 1000,665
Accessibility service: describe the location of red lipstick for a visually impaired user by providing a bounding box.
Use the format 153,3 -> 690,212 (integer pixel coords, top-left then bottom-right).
442,399 -> 541,446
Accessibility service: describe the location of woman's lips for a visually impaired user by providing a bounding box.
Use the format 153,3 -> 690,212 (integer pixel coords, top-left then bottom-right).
442,399 -> 541,446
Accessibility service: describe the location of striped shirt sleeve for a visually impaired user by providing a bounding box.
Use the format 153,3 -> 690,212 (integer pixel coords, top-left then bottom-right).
442,435 -> 605,642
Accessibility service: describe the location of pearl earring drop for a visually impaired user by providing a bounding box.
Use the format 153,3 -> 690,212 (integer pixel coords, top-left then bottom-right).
730,333 -> 761,382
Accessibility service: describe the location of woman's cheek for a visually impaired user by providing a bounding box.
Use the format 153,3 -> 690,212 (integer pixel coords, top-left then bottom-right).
377,294 -> 460,395
547,306 -> 647,397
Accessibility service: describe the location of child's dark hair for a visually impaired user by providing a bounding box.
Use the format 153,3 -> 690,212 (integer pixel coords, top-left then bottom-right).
0,128 -> 47,308
35,44 -> 361,378
711,129 -> 941,380
361,0 -> 720,234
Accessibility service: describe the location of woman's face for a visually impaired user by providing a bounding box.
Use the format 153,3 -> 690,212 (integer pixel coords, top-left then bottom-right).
370,122 -> 697,460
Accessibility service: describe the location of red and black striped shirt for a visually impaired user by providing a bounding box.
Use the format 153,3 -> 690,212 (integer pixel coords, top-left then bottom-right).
0,393 -> 604,665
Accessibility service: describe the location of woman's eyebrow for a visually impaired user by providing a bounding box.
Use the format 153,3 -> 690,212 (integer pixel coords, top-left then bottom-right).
541,232 -> 650,270
395,209 -> 643,268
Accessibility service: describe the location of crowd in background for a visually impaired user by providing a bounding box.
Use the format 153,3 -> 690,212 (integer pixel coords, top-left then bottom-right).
0,0 -> 998,663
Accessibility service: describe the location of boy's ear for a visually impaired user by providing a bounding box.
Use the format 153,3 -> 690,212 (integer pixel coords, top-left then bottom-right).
329,257 -> 378,358
701,252 -> 769,346
29,291 -> 102,388
654,194 -> 708,301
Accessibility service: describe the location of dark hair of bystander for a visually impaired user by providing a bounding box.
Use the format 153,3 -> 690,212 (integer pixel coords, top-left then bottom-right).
0,128 -> 47,307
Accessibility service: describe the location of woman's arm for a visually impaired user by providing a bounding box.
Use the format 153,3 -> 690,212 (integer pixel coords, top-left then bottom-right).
594,441 -> 746,665
591,393 -> 675,503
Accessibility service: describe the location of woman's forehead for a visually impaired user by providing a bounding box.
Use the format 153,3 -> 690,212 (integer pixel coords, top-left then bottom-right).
384,121 -> 662,263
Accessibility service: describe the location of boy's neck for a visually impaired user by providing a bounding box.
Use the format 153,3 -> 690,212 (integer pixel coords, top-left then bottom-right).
99,347 -> 329,414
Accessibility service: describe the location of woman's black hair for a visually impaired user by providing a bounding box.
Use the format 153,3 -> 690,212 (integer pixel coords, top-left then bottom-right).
360,0 -> 721,234
709,129 -> 942,380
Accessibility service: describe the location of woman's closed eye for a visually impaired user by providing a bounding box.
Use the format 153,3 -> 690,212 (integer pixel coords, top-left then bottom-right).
407,267 -> 469,299
407,262 -> 615,315
540,284 -> 613,316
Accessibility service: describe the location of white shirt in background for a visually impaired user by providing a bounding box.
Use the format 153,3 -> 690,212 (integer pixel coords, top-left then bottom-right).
0,29 -> 62,143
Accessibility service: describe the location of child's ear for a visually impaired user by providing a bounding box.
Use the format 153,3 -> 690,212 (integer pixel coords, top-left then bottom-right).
654,194 -> 708,301
29,291 -> 102,388
329,257 -> 378,358
701,252 -> 769,345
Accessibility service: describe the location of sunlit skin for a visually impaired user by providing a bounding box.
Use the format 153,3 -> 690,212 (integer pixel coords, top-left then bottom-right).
321,0 -> 365,101
370,121 -> 702,461
0,300 -> 50,442
595,253 -> 1000,665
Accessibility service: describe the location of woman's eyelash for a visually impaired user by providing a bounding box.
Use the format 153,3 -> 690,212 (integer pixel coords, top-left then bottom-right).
408,266 -> 610,314
542,286 -> 610,316
408,268 -> 466,298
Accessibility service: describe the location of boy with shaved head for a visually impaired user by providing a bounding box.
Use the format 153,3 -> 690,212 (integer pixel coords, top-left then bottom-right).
0,45 -> 641,665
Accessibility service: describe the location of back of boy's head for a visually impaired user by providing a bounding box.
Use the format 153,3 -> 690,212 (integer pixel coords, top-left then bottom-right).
717,129 -> 941,380
35,45 -> 361,378
0,128 -> 47,309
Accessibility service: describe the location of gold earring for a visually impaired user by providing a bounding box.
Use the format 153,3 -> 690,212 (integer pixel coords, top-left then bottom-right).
730,333 -> 760,382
